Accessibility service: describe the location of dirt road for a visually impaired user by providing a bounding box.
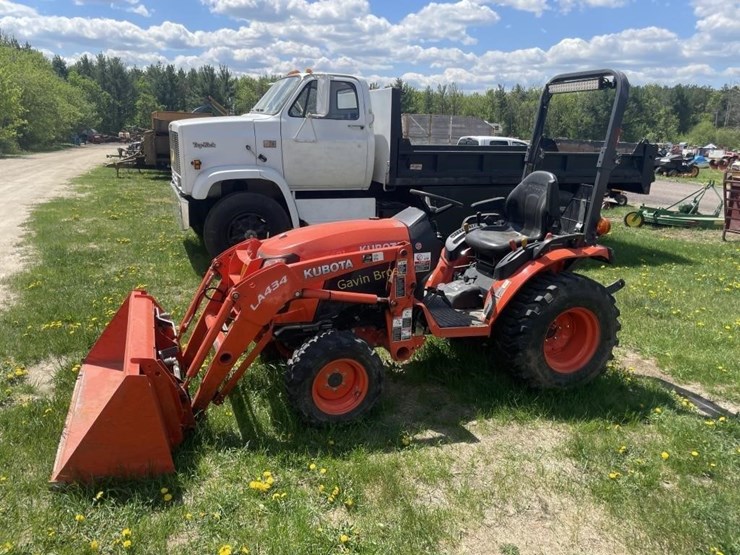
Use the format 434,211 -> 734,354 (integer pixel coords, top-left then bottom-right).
0,144 -> 117,303
623,177 -> 724,213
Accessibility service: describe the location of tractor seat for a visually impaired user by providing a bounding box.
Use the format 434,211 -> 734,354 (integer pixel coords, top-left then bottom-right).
465,171 -> 560,260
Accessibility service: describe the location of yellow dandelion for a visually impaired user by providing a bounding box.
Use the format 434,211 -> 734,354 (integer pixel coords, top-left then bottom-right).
319,468 -> 327,474
75,514 -> 86,523
618,445 -> 627,454
160,487 -> 169,494
705,420 -> 716,426
123,539 -> 132,549
718,416 -> 726,423
121,528 -> 131,537
309,463 -> 317,471
240,547 -> 250,554
318,484 -> 325,492
608,471 -> 621,480
344,498 -> 354,509
661,451 -> 670,461
691,451 -> 699,457
89,540 -> 99,551
653,407 -> 662,414
219,545 -> 233,555
163,493 -> 173,502
265,476 -> 274,486
340,534 -> 350,544
95,491 -> 104,500
332,486 -> 340,496
262,471 -> 272,478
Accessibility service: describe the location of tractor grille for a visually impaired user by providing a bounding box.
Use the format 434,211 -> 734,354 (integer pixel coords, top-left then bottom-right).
170,131 -> 181,176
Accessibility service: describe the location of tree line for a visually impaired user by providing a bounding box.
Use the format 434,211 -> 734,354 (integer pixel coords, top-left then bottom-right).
1,32 -> 739,153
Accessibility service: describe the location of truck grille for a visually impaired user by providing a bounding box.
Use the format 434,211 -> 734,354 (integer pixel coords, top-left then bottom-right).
170,131 -> 181,175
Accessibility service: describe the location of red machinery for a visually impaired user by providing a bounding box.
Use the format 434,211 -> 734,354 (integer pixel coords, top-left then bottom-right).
52,70 -> 630,483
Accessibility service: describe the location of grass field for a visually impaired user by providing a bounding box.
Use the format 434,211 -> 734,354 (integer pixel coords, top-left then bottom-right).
0,167 -> 738,554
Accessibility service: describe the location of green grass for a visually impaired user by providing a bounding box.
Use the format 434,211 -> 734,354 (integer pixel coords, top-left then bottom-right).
0,168 -> 738,554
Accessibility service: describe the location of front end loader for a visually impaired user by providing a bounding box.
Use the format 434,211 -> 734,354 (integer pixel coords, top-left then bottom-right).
52,69 -> 630,483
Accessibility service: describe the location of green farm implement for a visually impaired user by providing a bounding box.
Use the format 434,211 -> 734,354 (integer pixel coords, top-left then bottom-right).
624,181 -> 724,229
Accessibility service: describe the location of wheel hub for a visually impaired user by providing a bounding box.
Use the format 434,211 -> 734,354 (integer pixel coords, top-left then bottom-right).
543,307 -> 600,373
326,371 -> 344,389
312,358 -> 369,415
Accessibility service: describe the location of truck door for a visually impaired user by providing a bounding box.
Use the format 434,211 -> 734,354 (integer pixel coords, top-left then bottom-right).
281,78 -> 370,189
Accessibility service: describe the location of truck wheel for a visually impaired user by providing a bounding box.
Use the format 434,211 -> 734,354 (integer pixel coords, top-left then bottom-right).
285,330 -> 384,425
203,192 -> 290,256
492,273 -> 619,389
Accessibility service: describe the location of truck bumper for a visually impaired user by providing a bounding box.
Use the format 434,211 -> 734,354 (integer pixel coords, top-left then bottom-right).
170,178 -> 190,231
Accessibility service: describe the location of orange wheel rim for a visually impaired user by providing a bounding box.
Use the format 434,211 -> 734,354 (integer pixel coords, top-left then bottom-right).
312,359 -> 369,415
543,307 -> 600,373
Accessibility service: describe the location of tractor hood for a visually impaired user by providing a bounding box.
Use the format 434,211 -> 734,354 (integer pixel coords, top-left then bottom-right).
259,218 -> 410,261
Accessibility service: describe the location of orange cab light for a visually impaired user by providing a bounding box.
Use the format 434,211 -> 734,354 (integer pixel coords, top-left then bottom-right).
596,217 -> 611,236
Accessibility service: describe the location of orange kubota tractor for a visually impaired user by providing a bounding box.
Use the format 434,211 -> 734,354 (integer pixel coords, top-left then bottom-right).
52,69 -> 630,483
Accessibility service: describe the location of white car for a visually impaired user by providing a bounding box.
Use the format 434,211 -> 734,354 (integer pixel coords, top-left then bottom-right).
457,135 -> 529,147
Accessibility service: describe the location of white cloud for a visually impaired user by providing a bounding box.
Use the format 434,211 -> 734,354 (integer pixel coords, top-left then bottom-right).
1,0 -> 738,89
125,4 -> 152,17
0,0 -> 37,17
491,0 -> 549,15
392,0 -> 500,45
557,0 -> 629,12
200,0 -> 371,22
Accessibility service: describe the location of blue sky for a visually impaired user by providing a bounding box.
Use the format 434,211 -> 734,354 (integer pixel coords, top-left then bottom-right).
1,0 -> 738,90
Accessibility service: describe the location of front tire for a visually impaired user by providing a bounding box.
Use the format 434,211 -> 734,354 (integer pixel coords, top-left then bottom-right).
285,330 -> 384,425
203,192 -> 290,257
492,273 -> 619,389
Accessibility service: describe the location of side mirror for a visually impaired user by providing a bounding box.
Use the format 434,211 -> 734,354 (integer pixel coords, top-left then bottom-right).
311,75 -> 330,118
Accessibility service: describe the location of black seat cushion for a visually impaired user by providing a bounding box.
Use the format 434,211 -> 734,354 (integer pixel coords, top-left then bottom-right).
465,171 -> 560,260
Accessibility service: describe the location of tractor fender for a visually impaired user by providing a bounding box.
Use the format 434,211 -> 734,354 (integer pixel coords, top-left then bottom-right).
487,245 -> 613,321
192,166 -> 300,228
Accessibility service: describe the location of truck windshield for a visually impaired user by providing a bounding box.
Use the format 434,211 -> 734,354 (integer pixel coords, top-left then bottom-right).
250,76 -> 301,115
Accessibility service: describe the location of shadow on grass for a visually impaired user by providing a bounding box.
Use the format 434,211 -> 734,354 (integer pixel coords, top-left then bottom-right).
183,339 -> 682,464
51,339 -> 704,501
601,235 -> 696,267
182,235 -> 211,276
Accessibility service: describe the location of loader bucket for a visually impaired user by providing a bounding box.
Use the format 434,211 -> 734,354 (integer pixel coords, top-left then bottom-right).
51,291 -> 194,484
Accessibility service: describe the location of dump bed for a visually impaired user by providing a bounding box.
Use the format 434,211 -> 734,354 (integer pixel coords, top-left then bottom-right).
372,88 -> 656,197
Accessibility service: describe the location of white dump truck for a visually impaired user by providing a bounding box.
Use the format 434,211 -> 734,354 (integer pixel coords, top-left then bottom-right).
169,71 -> 656,256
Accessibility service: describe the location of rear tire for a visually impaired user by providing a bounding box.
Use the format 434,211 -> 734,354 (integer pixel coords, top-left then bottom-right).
285,330 -> 384,425
492,273 -> 619,389
614,193 -> 628,206
688,166 -> 700,178
203,192 -> 290,257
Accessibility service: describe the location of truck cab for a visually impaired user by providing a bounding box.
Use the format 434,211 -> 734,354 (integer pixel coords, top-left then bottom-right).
170,72 -> 378,256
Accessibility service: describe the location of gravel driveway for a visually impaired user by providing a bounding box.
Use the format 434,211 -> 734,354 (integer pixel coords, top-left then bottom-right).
0,144 -> 118,306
